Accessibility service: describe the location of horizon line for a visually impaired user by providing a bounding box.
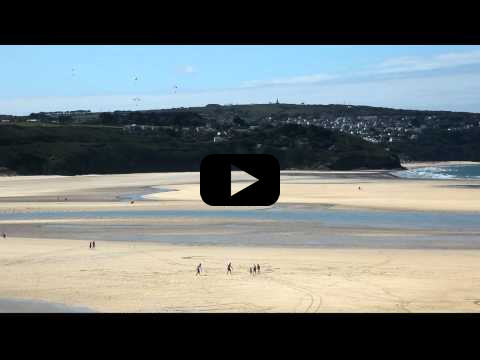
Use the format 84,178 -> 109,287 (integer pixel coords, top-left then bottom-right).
3,102 -> 480,117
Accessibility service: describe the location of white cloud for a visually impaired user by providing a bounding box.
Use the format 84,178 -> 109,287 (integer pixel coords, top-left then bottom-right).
172,65 -> 195,75
182,65 -> 195,74
374,49 -> 480,74
242,48 -> 480,88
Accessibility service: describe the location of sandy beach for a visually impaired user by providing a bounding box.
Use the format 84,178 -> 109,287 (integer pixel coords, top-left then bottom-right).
2,238 -> 480,312
1,165 -> 480,312
1,167 -> 480,213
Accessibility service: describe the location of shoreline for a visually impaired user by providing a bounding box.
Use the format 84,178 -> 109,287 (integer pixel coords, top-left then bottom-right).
1,161 -> 478,178
401,160 -> 480,169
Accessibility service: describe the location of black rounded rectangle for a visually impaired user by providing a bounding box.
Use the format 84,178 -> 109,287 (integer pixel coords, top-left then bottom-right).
200,154 -> 280,206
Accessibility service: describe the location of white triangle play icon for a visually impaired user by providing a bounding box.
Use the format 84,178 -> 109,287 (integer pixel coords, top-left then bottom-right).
231,170 -> 259,197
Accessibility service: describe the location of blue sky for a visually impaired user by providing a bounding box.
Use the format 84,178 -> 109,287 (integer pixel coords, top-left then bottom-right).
1,45 -> 480,115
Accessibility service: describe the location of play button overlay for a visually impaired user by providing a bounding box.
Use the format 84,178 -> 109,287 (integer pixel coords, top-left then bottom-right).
200,154 -> 280,206
231,170 -> 258,197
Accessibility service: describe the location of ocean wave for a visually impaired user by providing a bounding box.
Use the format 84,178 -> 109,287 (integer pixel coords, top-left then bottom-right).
393,165 -> 480,180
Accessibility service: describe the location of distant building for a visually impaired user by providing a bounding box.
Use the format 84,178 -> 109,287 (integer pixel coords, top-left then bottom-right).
213,136 -> 226,143
123,124 -> 137,132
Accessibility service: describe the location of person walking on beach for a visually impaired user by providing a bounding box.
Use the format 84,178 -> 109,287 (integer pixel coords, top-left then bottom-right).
257,264 -> 260,274
196,263 -> 202,276
92,240 -> 96,249
253,265 -> 257,275
2,232 -> 6,239
227,262 -> 233,275
249,267 -> 253,276
89,242 -> 92,249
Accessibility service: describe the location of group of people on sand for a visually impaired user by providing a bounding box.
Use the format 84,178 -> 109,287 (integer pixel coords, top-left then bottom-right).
249,264 -> 261,276
89,241 -> 96,249
195,262 -> 260,276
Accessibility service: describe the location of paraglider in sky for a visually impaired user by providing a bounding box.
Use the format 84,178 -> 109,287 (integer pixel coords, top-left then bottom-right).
132,97 -> 141,107
131,76 -> 140,107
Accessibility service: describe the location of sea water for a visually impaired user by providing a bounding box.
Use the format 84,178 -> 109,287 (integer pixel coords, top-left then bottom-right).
394,164 -> 480,180
1,206 -> 479,231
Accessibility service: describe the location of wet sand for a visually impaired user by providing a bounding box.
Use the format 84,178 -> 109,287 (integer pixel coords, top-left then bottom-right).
1,214 -> 480,249
0,297 -> 94,313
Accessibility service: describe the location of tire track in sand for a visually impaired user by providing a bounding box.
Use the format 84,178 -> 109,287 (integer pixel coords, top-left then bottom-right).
265,274 -> 322,313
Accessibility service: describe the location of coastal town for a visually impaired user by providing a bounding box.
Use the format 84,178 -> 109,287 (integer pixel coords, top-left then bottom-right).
2,103 -> 480,146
